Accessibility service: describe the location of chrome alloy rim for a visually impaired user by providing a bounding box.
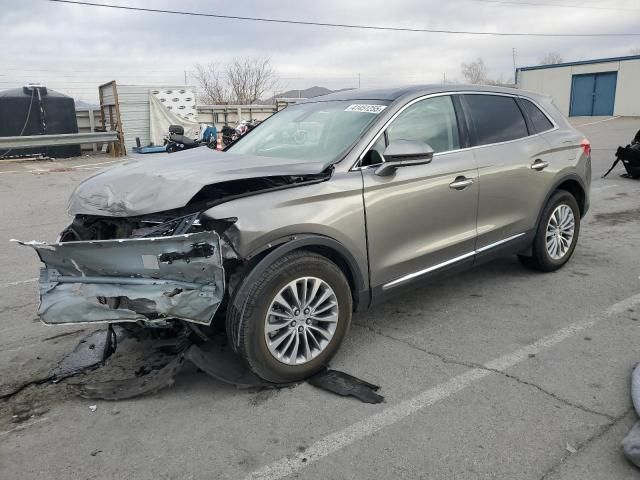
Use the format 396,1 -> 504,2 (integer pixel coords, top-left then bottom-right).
546,204 -> 575,260
264,277 -> 339,365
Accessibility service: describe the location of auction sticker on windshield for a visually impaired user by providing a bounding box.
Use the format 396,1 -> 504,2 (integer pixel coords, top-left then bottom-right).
345,104 -> 387,114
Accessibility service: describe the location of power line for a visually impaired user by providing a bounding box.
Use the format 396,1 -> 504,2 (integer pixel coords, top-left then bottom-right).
472,0 -> 640,11
47,0 -> 640,37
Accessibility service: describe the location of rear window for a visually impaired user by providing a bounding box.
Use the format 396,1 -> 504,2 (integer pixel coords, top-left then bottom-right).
521,98 -> 554,133
464,94 -> 528,146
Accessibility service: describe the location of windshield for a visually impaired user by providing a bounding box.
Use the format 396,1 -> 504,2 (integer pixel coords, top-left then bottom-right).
226,100 -> 390,163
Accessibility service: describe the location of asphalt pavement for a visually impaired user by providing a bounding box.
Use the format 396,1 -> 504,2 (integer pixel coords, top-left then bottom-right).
0,117 -> 639,479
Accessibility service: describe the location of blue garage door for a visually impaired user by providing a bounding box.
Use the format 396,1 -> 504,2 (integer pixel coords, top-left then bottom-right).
569,71 -> 617,116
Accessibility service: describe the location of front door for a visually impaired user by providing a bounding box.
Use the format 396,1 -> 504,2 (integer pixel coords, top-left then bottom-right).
360,95 -> 478,291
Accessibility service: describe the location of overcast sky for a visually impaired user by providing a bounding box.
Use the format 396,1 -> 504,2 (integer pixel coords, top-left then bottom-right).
2,0 -> 639,102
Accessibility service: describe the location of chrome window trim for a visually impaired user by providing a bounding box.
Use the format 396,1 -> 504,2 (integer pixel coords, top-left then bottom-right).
517,96 -> 558,134
351,91 -> 559,172
382,232 -> 526,290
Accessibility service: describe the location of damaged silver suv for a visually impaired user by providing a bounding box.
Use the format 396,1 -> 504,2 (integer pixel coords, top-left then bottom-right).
19,85 -> 591,383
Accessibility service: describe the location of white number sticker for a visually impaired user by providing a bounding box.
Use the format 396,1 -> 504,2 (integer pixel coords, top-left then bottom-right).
345,104 -> 387,114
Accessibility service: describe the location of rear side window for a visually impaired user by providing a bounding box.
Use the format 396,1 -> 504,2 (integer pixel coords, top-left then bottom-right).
463,94 -> 528,146
520,98 -> 554,133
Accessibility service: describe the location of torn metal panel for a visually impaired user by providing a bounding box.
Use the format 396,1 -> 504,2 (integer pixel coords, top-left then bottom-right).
623,363 -> 640,468
67,148 -> 331,217
15,232 -> 224,325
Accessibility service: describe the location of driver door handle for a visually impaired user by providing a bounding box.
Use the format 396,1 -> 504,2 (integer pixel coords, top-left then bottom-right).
449,176 -> 474,190
531,159 -> 549,171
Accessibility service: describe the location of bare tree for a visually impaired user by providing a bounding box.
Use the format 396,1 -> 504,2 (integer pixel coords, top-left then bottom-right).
192,63 -> 229,104
193,57 -> 278,105
461,58 -> 488,84
630,47 -> 640,55
539,52 -> 564,65
226,56 -> 278,104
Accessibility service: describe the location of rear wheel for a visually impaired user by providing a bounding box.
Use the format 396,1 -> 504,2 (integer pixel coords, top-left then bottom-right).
226,250 -> 352,383
519,190 -> 580,272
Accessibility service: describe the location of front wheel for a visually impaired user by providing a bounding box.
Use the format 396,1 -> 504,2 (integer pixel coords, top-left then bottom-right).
519,190 -> 580,272
226,251 -> 352,383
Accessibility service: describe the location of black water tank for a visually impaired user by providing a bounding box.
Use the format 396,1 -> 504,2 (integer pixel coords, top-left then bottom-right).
0,86 -> 81,158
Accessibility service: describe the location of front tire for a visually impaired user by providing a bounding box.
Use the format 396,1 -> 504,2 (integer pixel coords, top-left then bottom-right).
519,190 -> 580,272
226,250 -> 352,383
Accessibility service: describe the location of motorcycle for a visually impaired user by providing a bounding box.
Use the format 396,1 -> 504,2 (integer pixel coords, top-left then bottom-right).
221,120 -> 261,147
165,124 -> 217,153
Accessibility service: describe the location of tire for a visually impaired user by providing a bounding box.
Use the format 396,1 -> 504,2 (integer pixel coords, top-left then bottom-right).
518,189 -> 580,272
226,250 -> 352,383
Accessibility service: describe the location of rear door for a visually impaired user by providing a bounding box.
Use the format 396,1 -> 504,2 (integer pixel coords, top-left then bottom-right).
360,95 -> 479,291
461,94 -> 556,252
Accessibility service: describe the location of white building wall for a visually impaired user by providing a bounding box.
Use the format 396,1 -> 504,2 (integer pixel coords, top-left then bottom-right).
518,58 -> 640,117
615,60 -> 640,117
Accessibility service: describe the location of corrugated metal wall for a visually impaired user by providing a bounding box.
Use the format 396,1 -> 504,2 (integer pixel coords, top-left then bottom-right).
115,84 -> 193,151
97,82 -> 302,153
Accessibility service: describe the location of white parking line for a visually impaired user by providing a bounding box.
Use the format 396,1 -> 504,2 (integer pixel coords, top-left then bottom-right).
575,116 -> 619,127
0,416 -> 48,437
0,159 -> 120,175
245,292 -> 640,480
0,277 -> 37,288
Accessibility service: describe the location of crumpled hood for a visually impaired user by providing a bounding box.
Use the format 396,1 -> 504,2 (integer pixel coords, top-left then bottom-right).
68,148 -> 329,217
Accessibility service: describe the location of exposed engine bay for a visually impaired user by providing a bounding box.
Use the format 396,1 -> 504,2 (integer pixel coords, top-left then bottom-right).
17,168 -> 332,328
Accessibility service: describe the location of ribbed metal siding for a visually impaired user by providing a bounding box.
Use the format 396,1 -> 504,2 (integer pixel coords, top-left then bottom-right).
115,84 -> 196,150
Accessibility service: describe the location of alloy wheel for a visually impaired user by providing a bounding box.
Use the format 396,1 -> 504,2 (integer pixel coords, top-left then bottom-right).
264,277 -> 339,365
545,204 -> 575,260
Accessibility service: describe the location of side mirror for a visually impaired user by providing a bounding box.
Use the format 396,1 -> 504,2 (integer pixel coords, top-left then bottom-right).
375,140 -> 434,177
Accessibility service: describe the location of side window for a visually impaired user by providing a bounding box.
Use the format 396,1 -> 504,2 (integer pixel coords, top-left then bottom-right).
361,135 -> 386,167
520,98 -> 554,133
386,96 -> 460,153
464,94 -> 528,145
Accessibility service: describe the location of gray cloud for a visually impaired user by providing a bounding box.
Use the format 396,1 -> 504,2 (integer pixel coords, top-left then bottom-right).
1,0 -> 638,101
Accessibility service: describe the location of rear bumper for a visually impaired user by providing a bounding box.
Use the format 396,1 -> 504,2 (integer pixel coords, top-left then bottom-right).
15,232 -> 225,326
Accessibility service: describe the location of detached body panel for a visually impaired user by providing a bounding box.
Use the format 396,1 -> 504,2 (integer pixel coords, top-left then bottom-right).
17,232 -> 224,325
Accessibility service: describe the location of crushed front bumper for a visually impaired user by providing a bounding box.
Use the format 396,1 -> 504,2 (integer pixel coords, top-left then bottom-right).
15,231 -> 225,326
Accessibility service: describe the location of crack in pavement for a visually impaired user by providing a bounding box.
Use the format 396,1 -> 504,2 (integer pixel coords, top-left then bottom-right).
353,322 -> 617,421
0,301 -> 36,314
0,374 -> 56,400
537,406 -> 635,480
1,330 -> 114,401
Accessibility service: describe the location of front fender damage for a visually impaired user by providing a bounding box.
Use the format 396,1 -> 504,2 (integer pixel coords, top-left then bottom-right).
14,231 -> 224,326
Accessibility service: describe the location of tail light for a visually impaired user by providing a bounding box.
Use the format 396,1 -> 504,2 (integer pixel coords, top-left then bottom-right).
580,138 -> 591,157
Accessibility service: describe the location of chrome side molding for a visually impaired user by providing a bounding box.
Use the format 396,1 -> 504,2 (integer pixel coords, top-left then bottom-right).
382,232 -> 526,290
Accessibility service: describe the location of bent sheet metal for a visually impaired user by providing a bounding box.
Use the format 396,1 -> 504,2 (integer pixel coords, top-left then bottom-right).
14,231 -> 224,325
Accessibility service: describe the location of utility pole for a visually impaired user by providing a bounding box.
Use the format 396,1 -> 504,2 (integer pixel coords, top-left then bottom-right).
442,72 -> 446,84
512,48 -> 517,84
184,70 -> 188,85
358,73 -> 361,89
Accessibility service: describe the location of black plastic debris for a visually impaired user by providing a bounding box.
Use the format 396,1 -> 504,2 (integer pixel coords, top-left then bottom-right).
70,353 -> 187,400
64,330 -> 384,403
49,327 -> 121,382
185,343 -> 275,389
308,369 -> 384,404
